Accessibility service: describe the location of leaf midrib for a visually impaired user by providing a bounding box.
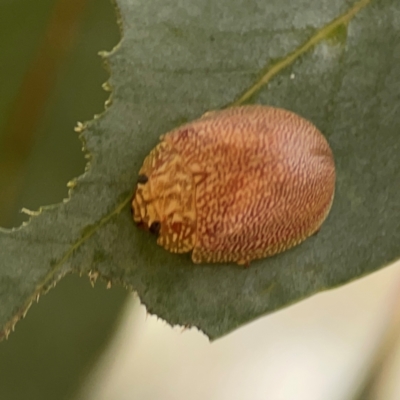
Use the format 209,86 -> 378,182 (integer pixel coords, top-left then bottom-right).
231,0 -> 372,106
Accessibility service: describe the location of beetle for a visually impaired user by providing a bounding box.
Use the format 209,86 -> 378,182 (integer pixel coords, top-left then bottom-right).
132,105 -> 335,265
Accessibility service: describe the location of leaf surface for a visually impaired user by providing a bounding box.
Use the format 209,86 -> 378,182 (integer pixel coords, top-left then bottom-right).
1,0 -> 399,340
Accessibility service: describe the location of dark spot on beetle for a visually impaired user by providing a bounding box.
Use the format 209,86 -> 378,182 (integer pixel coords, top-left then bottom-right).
149,221 -> 161,235
137,174 -> 148,184
136,221 -> 146,230
209,35 -> 215,42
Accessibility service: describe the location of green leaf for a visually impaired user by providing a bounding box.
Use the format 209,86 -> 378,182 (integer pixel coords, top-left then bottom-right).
1,0 -> 399,340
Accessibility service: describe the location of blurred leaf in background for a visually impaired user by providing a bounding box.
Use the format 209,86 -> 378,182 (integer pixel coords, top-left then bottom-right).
0,0 -> 127,399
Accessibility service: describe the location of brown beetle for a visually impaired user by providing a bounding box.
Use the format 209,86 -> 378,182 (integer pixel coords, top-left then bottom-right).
132,105 -> 335,265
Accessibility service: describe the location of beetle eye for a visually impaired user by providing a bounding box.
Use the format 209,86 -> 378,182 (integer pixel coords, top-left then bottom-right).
137,174 -> 148,184
149,221 -> 161,235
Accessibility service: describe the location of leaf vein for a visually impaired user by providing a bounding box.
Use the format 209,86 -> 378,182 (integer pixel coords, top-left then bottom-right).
230,0 -> 372,106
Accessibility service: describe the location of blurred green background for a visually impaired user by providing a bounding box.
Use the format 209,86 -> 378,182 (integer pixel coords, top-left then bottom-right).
0,0 -> 128,399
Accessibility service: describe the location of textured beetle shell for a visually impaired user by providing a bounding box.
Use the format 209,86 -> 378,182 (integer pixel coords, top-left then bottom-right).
132,105 -> 335,265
